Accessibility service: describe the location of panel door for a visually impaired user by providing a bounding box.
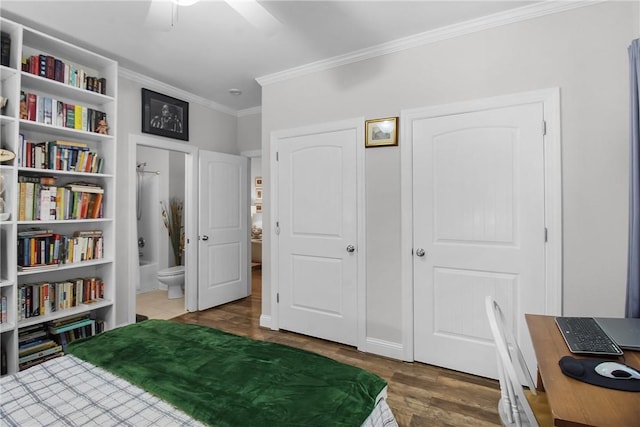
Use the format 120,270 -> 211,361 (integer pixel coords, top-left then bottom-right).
276,128 -> 358,345
412,103 -> 546,378
198,150 -> 250,310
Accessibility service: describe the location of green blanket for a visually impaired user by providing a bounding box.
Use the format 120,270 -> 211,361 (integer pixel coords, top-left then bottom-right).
67,320 -> 387,427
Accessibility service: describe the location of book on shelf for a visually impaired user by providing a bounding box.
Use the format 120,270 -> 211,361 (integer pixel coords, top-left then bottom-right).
48,314 -> 96,351
17,277 -> 104,321
0,31 -> 10,67
20,92 -> 27,119
22,51 -> 107,94
26,92 -> 37,121
18,90 -> 109,133
18,339 -> 58,357
17,263 -> 59,272
18,344 -> 63,366
65,182 -> 104,194
18,325 -> 48,342
19,351 -> 63,371
48,317 -> 94,335
43,97 -> 52,125
0,296 -> 7,323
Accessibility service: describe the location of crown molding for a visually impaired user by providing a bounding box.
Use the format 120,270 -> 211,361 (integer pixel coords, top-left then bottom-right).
119,67 -> 239,116
256,0 -> 603,87
238,106 -> 262,117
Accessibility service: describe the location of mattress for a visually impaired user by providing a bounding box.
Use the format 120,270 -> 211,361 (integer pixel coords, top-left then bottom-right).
1,321 -> 399,427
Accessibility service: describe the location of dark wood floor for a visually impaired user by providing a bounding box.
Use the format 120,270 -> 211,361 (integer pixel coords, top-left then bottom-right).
171,269 -> 502,427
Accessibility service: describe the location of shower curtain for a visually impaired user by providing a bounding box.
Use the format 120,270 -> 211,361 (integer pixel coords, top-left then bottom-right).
627,39 -> 640,318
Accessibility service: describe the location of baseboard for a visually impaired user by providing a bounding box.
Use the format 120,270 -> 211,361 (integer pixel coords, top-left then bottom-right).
259,314 -> 272,329
362,337 -> 406,361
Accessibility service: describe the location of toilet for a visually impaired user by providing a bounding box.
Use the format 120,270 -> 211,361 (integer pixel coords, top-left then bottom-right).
157,265 -> 185,299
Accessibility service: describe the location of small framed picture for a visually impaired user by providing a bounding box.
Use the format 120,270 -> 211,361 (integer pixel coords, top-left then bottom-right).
255,203 -> 262,213
141,88 -> 189,141
255,177 -> 263,187
256,188 -> 263,200
365,117 -> 398,148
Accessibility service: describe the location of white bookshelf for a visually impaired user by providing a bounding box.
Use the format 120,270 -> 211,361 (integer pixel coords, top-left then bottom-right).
0,17 -> 117,376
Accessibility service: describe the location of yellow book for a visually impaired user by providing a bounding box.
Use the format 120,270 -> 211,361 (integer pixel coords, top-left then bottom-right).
74,105 -> 82,130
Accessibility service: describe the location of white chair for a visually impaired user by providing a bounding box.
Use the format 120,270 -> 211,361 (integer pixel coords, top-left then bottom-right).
485,296 -> 552,427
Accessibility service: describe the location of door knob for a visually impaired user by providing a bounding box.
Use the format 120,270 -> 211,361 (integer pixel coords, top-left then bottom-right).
346,244 -> 355,253
415,248 -> 426,257
202,235 -> 209,241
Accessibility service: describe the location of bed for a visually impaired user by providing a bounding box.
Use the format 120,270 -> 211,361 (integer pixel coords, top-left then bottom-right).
0,320 -> 398,427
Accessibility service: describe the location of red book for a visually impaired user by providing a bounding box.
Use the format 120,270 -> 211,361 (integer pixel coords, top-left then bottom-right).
29,55 -> 38,75
27,93 -> 37,121
46,55 -> 55,80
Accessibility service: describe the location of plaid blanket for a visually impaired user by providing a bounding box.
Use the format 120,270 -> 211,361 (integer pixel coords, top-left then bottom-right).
0,355 -> 398,427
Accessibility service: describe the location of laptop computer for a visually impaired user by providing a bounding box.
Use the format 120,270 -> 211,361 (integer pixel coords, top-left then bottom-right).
594,317 -> 640,351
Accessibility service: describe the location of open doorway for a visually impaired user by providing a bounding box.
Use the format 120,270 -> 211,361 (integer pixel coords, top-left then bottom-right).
244,150 -> 262,271
127,134 -> 199,324
135,145 -> 187,320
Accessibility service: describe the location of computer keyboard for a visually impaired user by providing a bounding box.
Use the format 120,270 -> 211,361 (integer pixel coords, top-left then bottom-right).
555,317 -> 624,356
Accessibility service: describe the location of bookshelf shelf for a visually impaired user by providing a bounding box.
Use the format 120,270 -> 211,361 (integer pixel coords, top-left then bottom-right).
17,258 -> 114,277
21,72 -> 114,105
0,115 -> 17,125
1,16 -> 117,376
18,119 -> 115,143
0,322 -> 16,334
17,218 -> 112,225
17,167 -> 114,179
0,280 -> 15,288
17,299 -> 112,329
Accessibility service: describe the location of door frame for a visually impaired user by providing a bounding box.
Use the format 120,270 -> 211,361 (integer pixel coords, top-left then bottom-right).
399,88 -> 563,361
126,134 -> 199,324
269,117 -> 367,350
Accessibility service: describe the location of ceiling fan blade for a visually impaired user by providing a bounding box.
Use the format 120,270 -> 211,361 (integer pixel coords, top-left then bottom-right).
144,0 -> 177,31
224,0 -> 282,36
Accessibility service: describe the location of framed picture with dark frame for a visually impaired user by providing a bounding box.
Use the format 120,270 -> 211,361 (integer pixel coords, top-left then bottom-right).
141,88 -> 189,141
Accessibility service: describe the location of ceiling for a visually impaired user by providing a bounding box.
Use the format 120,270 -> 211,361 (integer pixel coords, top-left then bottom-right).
1,1 -> 538,112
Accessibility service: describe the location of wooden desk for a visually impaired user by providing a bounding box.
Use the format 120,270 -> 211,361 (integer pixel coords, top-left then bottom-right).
526,314 -> 640,427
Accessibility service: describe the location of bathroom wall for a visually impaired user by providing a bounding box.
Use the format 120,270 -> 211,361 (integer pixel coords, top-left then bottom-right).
136,145 -> 170,291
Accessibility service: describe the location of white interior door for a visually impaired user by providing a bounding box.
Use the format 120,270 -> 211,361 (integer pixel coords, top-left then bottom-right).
275,126 -> 359,346
198,150 -> 249,310
412,103 -> 546,378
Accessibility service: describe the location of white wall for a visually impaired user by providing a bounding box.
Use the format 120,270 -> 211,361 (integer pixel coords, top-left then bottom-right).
261,2 -> 635,349
238,111 -> 262,153
115,76 -> 240,325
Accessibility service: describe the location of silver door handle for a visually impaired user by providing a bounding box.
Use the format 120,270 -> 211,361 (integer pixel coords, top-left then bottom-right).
346,245 -> 355,253
202,235 -> 209,241
415,248 -> 426,257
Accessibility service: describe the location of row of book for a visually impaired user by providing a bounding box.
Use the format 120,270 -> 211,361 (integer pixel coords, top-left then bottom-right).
18,323 -> 63,371
17,229 -> 104,270
18,137 -> 105,173
18,315 -> 106,371
17,277 -> 105,321
18,176 -> 104,221
22,53 -> 107,95
20,91 -> 108,134
1,32 -> 9,67
0,295 -> 7,323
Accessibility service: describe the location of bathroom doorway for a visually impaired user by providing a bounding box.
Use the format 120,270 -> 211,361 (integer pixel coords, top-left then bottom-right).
127,134 -> 198,324
135,145 -> 187,319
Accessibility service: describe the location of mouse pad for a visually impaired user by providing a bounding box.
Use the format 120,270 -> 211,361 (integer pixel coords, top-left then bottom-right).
559,356 -> 640,392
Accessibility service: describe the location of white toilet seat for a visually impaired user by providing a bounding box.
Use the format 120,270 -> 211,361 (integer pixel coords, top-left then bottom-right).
158,265 -> 185,277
